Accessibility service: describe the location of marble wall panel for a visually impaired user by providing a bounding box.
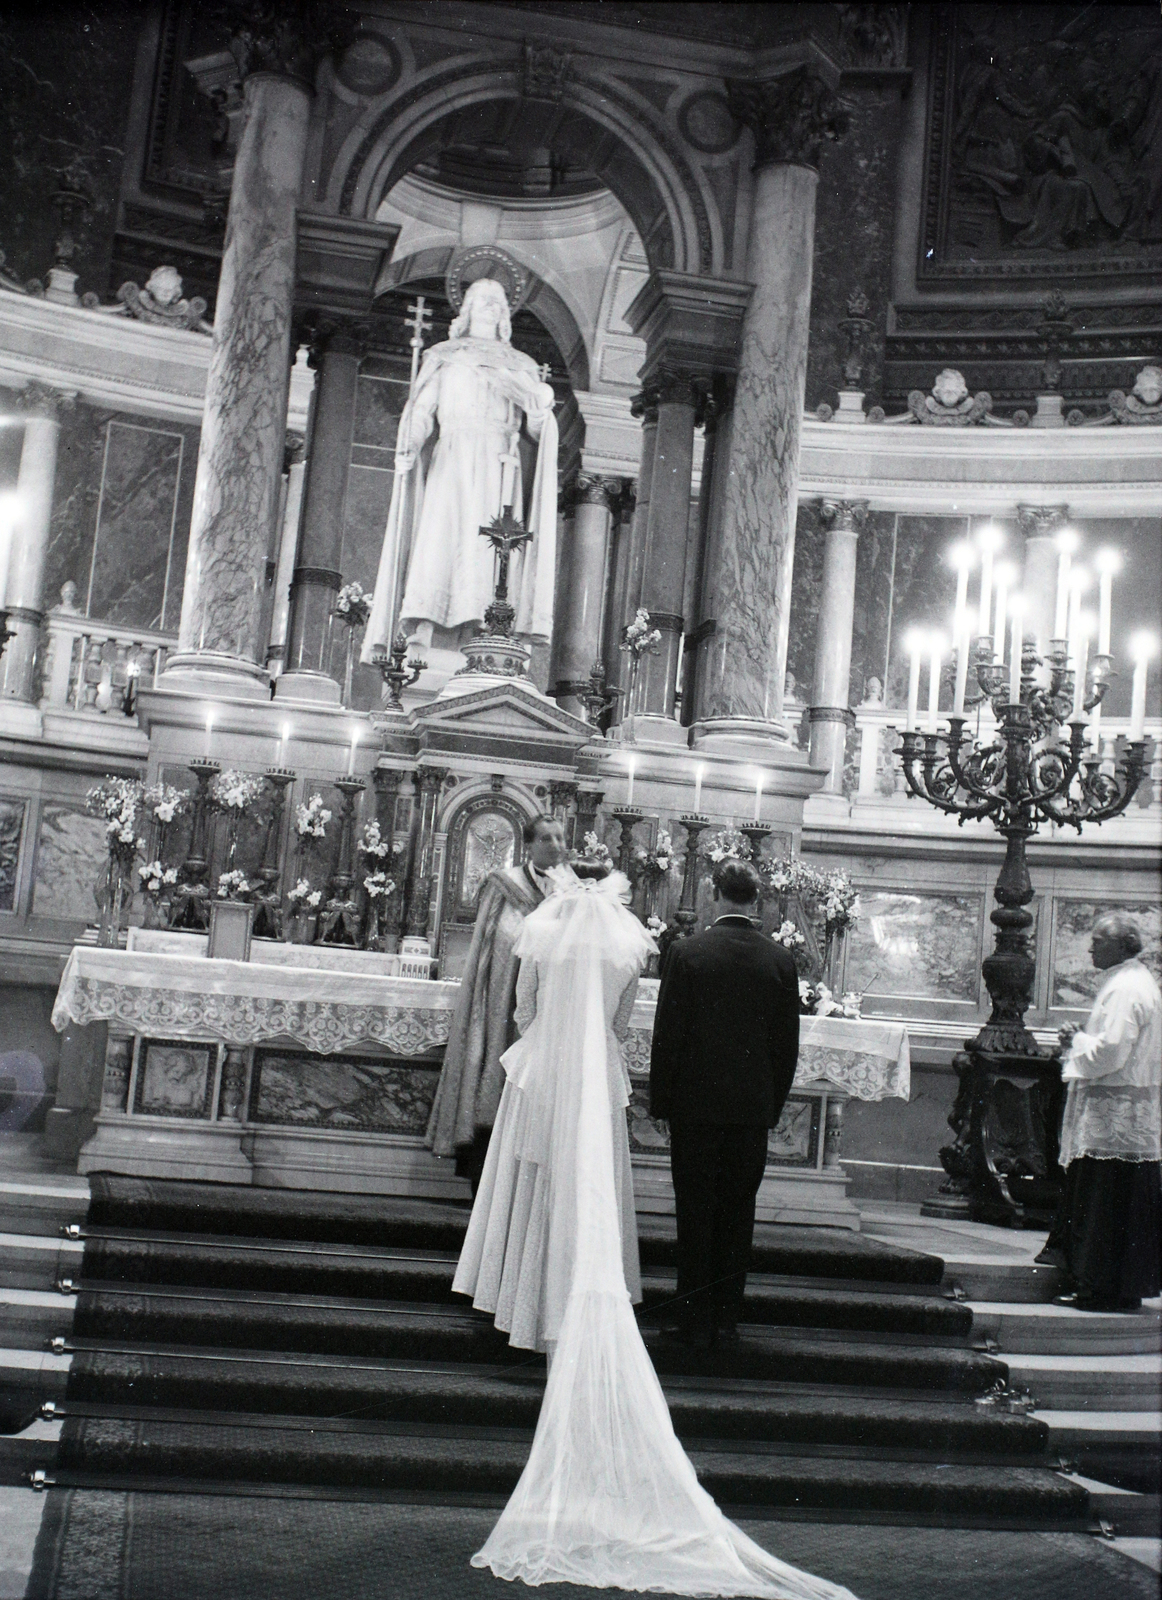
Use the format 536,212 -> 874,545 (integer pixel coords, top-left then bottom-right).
0,798 -> 26,913
1052,899 -> 1162,1008
32,806 -> 108,923
785,503 -> 824,701
353,373 -> 406,449
627,1084 -> 819,1167
87,422 -> 184,630
786,507 -> 898,710
844,889 -> 982,1002
250,1051 -> 438,1132
137,1041 -> 214,1118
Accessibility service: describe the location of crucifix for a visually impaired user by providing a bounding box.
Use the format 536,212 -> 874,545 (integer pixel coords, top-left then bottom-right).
478,506 -> 533,638
404,295 -> 433,389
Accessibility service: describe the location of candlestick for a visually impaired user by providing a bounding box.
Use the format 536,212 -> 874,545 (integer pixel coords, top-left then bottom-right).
752,772 -> 763,824
1053,530 -> 1078,641
926,639 -> 943,733
1128,633 -> 1154,741
1009,606 -> 1024,705
1071,634 -> 1089,720
906,633 -> 923,731
1095,549 -> 1119,657
693,763 -> 704,817
203,709 -> 215,759
626,755 -> 635,808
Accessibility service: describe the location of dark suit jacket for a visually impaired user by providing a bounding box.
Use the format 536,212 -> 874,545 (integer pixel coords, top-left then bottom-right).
649,916 -> 800,1127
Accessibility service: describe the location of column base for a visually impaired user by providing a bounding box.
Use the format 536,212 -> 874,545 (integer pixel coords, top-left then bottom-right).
804,790 -> 852,823
690,715 -> 793,754
620,713 -> 689,748
0,606 -> 44,705
160,651 -> 271,701
273,668 -> 342,706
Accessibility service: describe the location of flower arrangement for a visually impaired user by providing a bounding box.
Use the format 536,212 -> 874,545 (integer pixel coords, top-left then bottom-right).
287,878 -> 322,911
621,608 -> 662,656
210,770 -> 265,813
216,869 -> 254,900
141,860 -> 178,897
574,830 -> 612,866
646,914 -> 668,937
633,829 -> 675,879
799,979 -> 842,1017
761,856 -> 859,938
363,871 -> 395,901
773,920 -> 806,952
705,828 -> 752,865
142,782 -> 190,825
335,581 -> 372,628
295,794 -> 332,839
87,778 -> 146,854
357,819 -> 400,861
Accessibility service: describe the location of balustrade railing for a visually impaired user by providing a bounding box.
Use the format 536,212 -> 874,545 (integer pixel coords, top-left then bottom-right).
40,613 -> 175,715
849,705 -> 1160,819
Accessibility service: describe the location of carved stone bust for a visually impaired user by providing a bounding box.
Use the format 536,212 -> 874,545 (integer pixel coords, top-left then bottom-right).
906,369 -> 992,426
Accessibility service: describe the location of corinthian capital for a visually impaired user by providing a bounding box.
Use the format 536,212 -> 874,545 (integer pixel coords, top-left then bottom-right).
820,499 -> 869,534
16,382 -> 76,421
1016,504 -> 1069,539
224,1 -> 353,88
726,67 -> 849,171
574,475 -> 623,510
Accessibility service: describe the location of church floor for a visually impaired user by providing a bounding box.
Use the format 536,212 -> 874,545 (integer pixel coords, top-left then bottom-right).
6,1488 -> 1158,1600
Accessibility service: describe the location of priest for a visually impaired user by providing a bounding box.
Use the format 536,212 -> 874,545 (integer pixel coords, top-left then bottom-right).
426,814 -> 567,1190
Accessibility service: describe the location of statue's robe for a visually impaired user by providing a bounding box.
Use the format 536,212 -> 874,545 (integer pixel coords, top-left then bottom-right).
426,863 -> 545,1159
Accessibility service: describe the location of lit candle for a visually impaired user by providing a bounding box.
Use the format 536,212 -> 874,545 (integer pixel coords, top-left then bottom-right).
992,564 -> 1015,667
977,525 -> 1002,640
906,632 -> 923,731
276,720 -> 291,769
346,725 -> 360,776
204,709 -> 215,758
953,624 -> 970,716
927,636 -> 943,733
1009,602 -> 1024,705
950,542 -> 973,649
753,771 -> 763,824
626,755 -> 635,807
1128,633 -> 1155,742
1066,568 -> 1089,669
1094,548 -> 1120,656
1053,529 -> 1078,641
1071,631 -> 1089,720
693,763 -> 704,816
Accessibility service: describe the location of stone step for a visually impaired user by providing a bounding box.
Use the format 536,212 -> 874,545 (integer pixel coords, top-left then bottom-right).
0,1232 -> 85,1292
970,1300 -> 1162,1357
0,1179 -> 89,1239
1006,1353 -> 1162,1412
1039,1409 -> 1162,1495
0,1288 -> 76,1353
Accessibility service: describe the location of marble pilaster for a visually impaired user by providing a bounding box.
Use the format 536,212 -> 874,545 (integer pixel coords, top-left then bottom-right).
266,432 -> 307,678
694,69 -> 846,747
1,384 -> 70,704
277,328 -> 362,704
1017,504 -> 1068,653
809,499 -> 867,795
555,475 -> 620,717
165,71 -> 312,699
636,373 -> 698,721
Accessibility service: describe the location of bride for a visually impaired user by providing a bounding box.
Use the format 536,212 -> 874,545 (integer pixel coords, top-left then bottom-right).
453,861 -> 858,1599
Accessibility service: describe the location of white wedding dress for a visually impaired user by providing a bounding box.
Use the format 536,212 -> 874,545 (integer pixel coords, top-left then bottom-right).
458,873 -> 859,1599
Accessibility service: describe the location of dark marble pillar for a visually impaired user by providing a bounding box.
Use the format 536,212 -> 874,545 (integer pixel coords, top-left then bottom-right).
621,390 -> 659,637
694,68 -> 847,747
165,66 -> 314,699
636,372 -> 699,721
555,475 -> 620,716
276,326 -> 362,704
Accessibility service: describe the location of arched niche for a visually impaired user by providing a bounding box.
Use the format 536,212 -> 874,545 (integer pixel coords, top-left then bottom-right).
328,71 -> 716,276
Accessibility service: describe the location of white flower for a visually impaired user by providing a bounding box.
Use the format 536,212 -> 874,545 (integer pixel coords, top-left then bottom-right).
364,871 -> 395,900
211,770 -> 265,812
773,920 -> 805,949
358,820 -> 392,859
646,914 -> 667,936
217,870 -> 252,899
295,795 -> 332,838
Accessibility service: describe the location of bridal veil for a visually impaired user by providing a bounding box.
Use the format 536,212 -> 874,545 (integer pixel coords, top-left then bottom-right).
471,874 -> 857,1599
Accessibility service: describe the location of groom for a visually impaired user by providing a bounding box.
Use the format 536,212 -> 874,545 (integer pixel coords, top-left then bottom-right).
649,859 -> 800,1351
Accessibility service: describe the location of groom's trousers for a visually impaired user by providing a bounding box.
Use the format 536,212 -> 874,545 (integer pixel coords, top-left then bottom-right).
668,1121 -> 769,1343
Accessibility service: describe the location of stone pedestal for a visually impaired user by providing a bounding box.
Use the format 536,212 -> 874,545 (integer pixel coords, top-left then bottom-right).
277,330 -> 362,704
809,499 -> 867,793
694,70 -> 844,747
554,475 -> 619,715
165,71 -> 312,700
1,389 -> 67,704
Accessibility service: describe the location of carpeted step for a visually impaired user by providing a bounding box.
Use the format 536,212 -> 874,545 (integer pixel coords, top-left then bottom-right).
52,1414 -> 1089,1525
84,1177 -> 944,1285
64,1351 -> 1050,1458
76,1237 -> 972,1339
68,1287 -> 1005,1393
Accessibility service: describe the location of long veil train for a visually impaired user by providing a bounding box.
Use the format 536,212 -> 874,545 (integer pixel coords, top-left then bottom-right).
471,877 -> 858,1598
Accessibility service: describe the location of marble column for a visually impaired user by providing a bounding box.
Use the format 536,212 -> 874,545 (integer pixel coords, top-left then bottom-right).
809,499 -> 867,795
621,390 -> 659,637
1017,504 -> 1068,653
601,487 -> 635,684
554,475 -> 620,716
403,766 -> 447,947
165,70 -> 313,699
1,385 -> 70,704
276,327 -> 362,703
636,373 -> 698,722
266,432 -> 307,678
694,68 -> 846,746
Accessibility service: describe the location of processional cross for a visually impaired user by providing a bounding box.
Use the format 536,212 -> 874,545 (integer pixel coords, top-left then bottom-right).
404,296 -> 433,386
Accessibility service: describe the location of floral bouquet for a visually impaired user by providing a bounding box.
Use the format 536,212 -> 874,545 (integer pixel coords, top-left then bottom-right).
357,818 -> 399,862
140,860 -> 178,898
799,979 -> 842,1017
335,581 -> 372,629
363,871 -> 395,901
87,778 -> 146,862
287,878 -> 322,912
646,914 -> 668,937
633,829 -> 675,880
216,869 -> 255,901
705,828 -> 752,865
210,770 -> 266,813
142,782 -> 190,826
295,793 -> 332,840
773,919 -> 806,952
621,608 -> 662,656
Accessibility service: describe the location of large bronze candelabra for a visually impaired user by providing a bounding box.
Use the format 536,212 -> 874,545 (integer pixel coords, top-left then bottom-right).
898,637 -> 1148,1226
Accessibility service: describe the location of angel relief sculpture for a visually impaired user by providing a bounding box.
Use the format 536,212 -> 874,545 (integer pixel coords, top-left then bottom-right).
362,271 -> 559,664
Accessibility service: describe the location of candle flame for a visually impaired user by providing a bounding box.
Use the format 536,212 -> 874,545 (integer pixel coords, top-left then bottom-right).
1094,547 -> 1122,576
1055,528 -> 1080,555
1130,631 -> 1158,662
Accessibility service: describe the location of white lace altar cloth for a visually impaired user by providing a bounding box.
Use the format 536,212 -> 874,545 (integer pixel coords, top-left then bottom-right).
52,948 -> 457,1057
53,948 -> 910,1099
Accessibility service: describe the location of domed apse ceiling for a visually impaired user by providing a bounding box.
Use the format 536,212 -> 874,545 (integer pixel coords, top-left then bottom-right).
410,101 -> 606,201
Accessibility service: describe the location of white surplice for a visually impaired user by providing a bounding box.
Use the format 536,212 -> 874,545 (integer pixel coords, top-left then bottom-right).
456,873 -> 860,1599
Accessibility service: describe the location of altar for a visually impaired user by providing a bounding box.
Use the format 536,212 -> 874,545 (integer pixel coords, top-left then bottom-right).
53,938 -> 909,1231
